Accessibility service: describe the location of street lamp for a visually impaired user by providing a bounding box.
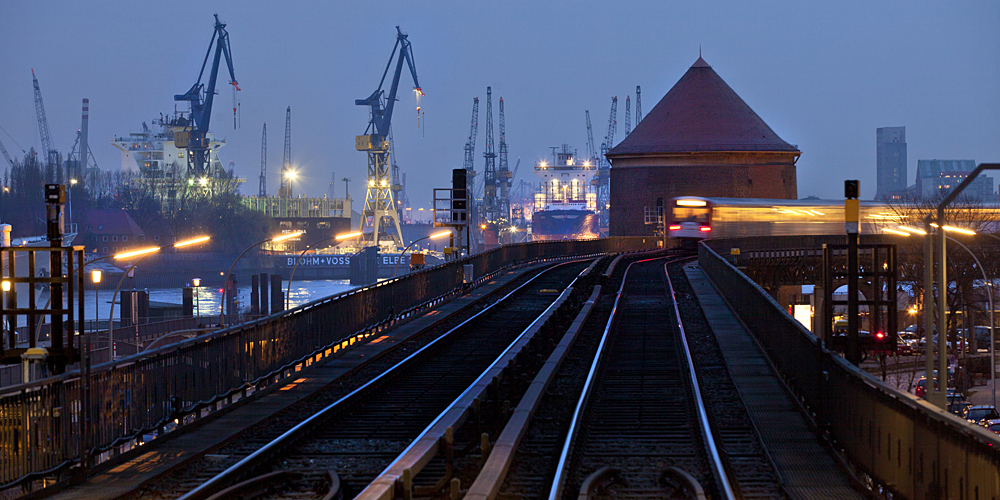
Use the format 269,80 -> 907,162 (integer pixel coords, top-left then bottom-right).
393,231 -> 451,277
220,231 -> 303,324
285,231 -> 362,310
108,236 -> 210,356
91,270 -> 102,330
192,278 -> 201,317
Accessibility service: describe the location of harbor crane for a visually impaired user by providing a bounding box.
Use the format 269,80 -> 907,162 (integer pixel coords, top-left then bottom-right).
585,110 -> 598,164
596,97 -> 617,229
31,69 -> 58,182
624,96 -> 631,136
174,14 -> 239,178
355,26 -> 422,247
497,96 -> 512,229
259,123 -> 267,196
0,137 -> 15,168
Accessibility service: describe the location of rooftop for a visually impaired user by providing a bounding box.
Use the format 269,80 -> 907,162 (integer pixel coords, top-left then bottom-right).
608,57 -> 798,156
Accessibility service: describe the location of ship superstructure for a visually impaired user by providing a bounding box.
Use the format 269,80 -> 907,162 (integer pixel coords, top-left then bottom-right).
532,144 -> 598,240
112,113 -> 244,210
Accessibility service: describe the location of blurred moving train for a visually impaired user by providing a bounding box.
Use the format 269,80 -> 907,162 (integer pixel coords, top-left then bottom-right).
666,196 -> 904,240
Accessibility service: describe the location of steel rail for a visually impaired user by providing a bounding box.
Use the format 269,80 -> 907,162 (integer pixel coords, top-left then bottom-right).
546,255 -> 668,500
355,259 -> 596,500
177,259 -> 592,500
664,261 -> 736,500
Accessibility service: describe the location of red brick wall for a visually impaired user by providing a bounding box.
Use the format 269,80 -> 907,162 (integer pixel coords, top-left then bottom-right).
609,164 -> 797,236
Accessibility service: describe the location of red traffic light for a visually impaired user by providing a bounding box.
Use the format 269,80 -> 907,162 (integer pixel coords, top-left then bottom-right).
875,331 -> 885,339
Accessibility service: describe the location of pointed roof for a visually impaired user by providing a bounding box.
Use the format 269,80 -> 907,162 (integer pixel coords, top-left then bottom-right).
608,57 -> 798,155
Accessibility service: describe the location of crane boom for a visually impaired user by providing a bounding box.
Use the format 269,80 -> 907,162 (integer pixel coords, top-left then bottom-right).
31,69 -> 57,180
585,110 -> 597,163
0,137 -> 13,168
463,97 -> 479,174
604,96 -> 618,153
174,14 -> 239,177
355,26 -> 422,138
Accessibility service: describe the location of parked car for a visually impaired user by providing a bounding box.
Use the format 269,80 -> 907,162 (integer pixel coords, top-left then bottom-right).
962,405 -> 1000,425
981,419 -> 1000,435
950,401 -> 973,416
915,377 -> 934,398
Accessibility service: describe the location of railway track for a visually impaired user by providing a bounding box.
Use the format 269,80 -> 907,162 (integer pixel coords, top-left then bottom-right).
138,259 -> 598,500
480,255 -> 786,500
549,257 -> 723,500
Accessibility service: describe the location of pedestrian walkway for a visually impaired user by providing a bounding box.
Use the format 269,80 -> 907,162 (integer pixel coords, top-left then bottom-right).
48,264 -> 546,500
684,263 -> 866,500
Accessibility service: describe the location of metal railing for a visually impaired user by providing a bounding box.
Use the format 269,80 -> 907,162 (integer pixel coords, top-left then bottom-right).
0,237 -> 655,494
699,240 -> 1000,500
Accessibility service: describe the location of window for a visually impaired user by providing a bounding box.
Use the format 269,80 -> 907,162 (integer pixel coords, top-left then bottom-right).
123,235 -> 128,242
103,247 -> 108,253
317,221 -> 331,229
279,221 -> 292,229
112,235 -> 118,242
154,235 -> 159,241
296,221 -> 309,229
102,236 -> 108,242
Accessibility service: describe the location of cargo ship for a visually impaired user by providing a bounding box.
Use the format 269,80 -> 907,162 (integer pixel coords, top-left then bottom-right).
531,144 -> 599,240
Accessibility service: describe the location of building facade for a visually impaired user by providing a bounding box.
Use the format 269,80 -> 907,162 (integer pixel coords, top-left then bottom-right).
916,159 -> 993,201
875,127 -> 907,200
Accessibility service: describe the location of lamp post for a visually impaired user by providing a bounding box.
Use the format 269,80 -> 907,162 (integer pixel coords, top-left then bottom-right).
393,231 -> 451,277
941,234 -> 991,402
192,278 -> 201,317
2,280 -> 9,350
221,231 -> 302,325
108,237 -> 210,357
91,270 -> 101,331
286,231 -> 361,310
927,163 -> 1000,408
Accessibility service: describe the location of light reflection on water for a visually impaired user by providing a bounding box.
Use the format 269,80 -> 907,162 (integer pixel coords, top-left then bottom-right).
81,280 -> 357,322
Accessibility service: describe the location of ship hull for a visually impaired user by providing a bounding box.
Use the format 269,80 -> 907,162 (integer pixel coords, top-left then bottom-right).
531,209 -> 599,241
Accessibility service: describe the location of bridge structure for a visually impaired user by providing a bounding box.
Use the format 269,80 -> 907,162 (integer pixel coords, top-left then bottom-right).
1,235 -> 999,500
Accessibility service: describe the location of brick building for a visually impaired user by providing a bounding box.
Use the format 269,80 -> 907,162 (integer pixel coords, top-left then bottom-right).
606,57 -> 800,236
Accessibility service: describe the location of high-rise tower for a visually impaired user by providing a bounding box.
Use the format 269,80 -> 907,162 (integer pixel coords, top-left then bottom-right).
875,127 -> 906,200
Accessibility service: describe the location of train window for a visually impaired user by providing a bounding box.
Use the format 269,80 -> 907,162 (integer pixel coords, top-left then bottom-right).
672,206 -> 709,223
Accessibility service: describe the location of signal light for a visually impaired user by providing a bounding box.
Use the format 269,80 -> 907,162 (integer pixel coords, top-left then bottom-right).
699,226 -> 712,232
669,225 -> 681,231
876,331 -> 885,339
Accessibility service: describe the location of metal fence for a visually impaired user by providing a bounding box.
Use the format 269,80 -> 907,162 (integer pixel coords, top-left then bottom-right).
699,241 -> 1000,500
0,237 -> 654,494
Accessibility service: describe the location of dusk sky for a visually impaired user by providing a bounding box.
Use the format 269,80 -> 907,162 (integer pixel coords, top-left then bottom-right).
2,1 -> 998,213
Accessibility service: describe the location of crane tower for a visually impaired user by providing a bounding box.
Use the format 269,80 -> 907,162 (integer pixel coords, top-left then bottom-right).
624,96 -> 631,137
259,123 -> 267,196
596,96 -> 617,229
482,87 -> 497,224
31,69 -> 58,183
635,85 -> 642,125
279,107 -> 293,197
497,96 -> 512,230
